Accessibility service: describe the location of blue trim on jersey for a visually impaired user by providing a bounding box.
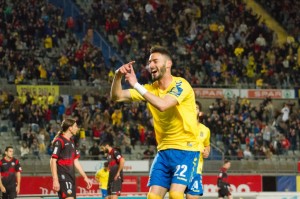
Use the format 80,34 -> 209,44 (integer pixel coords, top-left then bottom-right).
147,149 -> 199,189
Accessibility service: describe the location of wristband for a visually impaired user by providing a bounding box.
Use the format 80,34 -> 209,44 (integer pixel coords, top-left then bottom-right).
134,82 -> 148,96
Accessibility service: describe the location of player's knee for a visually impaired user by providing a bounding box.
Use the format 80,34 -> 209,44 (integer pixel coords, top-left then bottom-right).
147,192 -> 163,199
169,191 -> 184,199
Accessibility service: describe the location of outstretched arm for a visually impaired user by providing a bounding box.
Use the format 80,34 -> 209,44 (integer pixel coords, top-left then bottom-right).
110,61 -> 134,102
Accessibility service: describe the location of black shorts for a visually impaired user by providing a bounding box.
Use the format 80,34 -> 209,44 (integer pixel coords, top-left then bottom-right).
107,168 -> 122,196
2,186 -> 16,199
218,187 -> 231,198
58,179 -> 76,199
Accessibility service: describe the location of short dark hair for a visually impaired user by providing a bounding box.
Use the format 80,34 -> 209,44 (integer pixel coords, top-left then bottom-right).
5,146 -> 13,152
104,162 -> 109,167
100,140 -> 111,147
196,100 -> 202,111
150,45 -> 171,60
224,159 -> 230,164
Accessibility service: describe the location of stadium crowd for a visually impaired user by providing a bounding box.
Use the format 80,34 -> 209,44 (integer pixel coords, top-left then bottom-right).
0,0 -> 300,161
256,0 -> 300,42
89,0 -> 300,88
0,0 -> 108,86
0,88 -> 299,161
0,0 -> 299,88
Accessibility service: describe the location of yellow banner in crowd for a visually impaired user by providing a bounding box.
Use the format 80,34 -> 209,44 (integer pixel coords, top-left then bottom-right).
16,85 -> 59,97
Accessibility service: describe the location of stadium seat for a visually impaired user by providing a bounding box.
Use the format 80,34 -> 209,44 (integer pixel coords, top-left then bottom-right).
72,79 -> 80,87
80,79 -> 88,86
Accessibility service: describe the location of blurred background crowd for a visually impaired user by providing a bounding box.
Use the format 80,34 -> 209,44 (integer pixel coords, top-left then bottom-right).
0,0 -> 300,162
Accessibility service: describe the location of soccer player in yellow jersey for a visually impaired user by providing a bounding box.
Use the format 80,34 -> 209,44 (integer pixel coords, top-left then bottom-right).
186,101 -> 211,199
110,45 -> 200,199
95,162 -> 109,199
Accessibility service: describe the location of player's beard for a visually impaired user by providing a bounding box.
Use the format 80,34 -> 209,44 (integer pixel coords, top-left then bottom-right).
151,64 -> 166,81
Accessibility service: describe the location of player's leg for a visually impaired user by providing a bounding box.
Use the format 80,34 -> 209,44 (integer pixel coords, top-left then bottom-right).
147,151 -> 170,199
218,189 -> 225,199
107,168 -> 122,199
58,179 -> 76,199
227,192 -> 233,199
169,150 -> 200,199
147,185 -> 168,199
186,195 -> 201,199
1,191 -> 8,199
3,187 -> 16,199
109,180 -> 121,199
9,188 -> 17,199
186,174 -> 203,199
169,184 -> 186,199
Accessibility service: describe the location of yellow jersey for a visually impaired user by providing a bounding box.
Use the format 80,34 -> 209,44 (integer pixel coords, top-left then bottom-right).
129,76 -> 199,151
95,168 -> 109,189
197,123 -> 211,174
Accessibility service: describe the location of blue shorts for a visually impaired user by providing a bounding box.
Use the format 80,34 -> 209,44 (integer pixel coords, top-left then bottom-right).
147,149 -> 199,189
185,173 -> 204,196
100,189 -> 108,198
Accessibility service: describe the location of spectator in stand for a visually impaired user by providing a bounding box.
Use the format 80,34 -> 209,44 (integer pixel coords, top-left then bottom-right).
20,142 -> 30,160
129,124 -> 139,150
281,103 -> 290,122
31,139 -> 41,160
37,129 -> 47,153
281,135 -> 290,155
243,146 -> 253,160
89,142 -> 101,160
289,127 -> 297,154
142,146 -> 155,160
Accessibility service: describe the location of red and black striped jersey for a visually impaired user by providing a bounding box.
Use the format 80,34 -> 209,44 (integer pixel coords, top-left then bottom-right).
0,157 -> 22,187
107,148 -> 123,169
51,135 -> 80,181
217,167 -> 229,187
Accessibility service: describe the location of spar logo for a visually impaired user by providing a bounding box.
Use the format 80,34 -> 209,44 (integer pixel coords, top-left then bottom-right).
204,184 -> 251,192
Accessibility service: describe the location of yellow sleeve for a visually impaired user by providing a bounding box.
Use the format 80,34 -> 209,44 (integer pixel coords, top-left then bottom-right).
203,127 -> 211,147
95,170 -> 100,180
167,78 -> 192,105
